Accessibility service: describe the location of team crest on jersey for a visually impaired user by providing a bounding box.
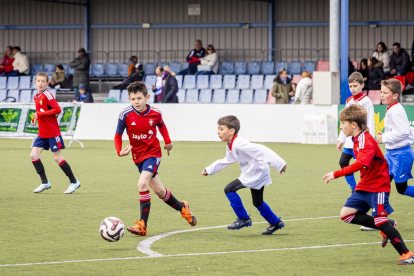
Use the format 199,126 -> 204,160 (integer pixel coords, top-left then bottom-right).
149,119 -> 154,126
40,100 -> 42,105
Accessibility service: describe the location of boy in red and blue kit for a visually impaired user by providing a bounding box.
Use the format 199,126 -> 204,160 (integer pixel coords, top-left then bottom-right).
31,72 -> 81,194
114,81 -> 196,236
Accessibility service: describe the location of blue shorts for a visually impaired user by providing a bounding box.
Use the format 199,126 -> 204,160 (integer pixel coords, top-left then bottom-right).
33,136 -> 65,152
344,191 -> 394,216
135,157 -> 161,177
385,145 -> 414,183
343,147 -> 355,158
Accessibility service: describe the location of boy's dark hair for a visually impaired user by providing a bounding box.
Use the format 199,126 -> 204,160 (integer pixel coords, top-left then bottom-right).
393,42 -> 401,48
127,81 -> 147,96
13,46 -> 21,52
348,71 -> 364,84
339,104 -> 368,132
35,72 -> 49,82
56,64 -> 64,71
381,78 -> 402,98
217,115 -> 240,134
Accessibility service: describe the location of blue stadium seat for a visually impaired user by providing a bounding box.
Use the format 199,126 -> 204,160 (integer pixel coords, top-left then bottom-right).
186,89 -> 198,103
144,63 -> 156,75
250,75 -> 264,89
157,62 -> 169,68
234,61 -> 247,75
181,62 -> 189,70
209,75 -> 222,89
237,75 -> 250,89
288,61 -> 302,75
183,75 -> 196,89
264,75 -> 275,90
212,89 -> 226,104
170,62 -> 181,73
240,90 -> 253,104
175,75 -> 183,89
196,75 -> 209,89
92,63 -> 105,77
32,77 -> 38,89
144,75 -> 157,90
48,89 -> 56,98
275,61 -> 288,73
261,61 -> 274,75
67,65 -> 75,75
60,63 -> 68,73
199,89 -> 212,103
0,90 -> 7,101
7,77 -> 19,89
6,89 -> 19,102
19,89 -> 32,102
31,63 -> 43,76
177,89 -> 186,103
220,62 -> 234,75
0,77 -> 7,89
43,63 -> 55,74
223,75 -> 236,89
119,63 -> 129,77
120,90 -> 129,103
253,89 -> 267,104
147,90 -> 154,104
248,61 -> 261,75
226,89 -> 240,103
107,89 -> 121,102
19,76 -> 32,89
302,61 -> 316,74
106,63 -> 118,77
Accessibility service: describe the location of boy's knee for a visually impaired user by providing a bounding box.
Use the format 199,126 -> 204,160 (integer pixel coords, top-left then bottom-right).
395,182 -> 408,195
138,181 -> 150,191
252,199 -> 263,208
30,153 -> 39,160
224,186 -> 233,194
53,156 -> 62,163
339,159 -> 349,168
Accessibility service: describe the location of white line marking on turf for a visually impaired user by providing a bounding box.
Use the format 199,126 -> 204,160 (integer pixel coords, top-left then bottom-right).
137,215 -> 339,257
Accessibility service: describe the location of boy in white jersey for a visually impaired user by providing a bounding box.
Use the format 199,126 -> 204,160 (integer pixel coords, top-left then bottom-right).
202,116 -> 287,235
337,72 -> 376,191
377,79 -> 414,198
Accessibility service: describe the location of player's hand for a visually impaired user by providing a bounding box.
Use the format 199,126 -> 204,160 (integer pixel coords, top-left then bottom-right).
33,112 -> 38,120
280,165 -> 287,175
376,132 -> 383,144
31,118 -> 37,126
322,172 -> 335,184
336,141 -> 343,151
119,145 -> 132,157
289,91 -> 295,96
201,169 -> 209,176
164,143 -> 173,156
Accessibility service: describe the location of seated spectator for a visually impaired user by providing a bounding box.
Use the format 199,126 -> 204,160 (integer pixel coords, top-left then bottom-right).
390,42 -> 411,76
112,63 -> 144,90
49,64 -> 66,88
73,83 -> 94,103
372,42 -> 390,73
152,66 -> 178,103
292,71 -> 312,105
128,55 -> 138,77
178,39 -> 206,76
0,46 -> 14,75
358,59 -> 369,84
271,68 -> 294,104
348,58 -> 354,77
195,44 -> 219,77
365,56 -> 385,92
7,46 -> 29,76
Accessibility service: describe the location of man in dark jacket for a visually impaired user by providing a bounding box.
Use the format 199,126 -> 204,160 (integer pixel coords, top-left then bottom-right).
178,40 -> 205,76
390,42 -> 411,76
152,66 -> 178,103
112,63 -> 144,90
69,48 -> 91,96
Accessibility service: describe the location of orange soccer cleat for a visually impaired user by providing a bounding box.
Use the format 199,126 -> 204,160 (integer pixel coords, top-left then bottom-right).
127,220 -> 147,236
398,251 -> 414,265
180,201 -> 197,226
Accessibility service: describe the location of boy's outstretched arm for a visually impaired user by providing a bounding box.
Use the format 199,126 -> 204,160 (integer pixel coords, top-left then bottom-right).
204,150 -> 236,176
239,141 -> 287,173
114,117 -> 126,156
157,120 -> 173,156
323,162 -> 364,184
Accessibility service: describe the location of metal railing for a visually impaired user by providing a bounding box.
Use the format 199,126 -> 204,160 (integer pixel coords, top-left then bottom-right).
108,50 -> 159,64
23,51 -> 58,64
263,48 -> 319,63
158,49 -> 264,63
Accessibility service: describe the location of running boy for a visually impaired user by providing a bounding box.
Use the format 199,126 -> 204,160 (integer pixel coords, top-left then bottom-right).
114,81 -> 196,236
323,104 -> 414,265
376,79 -> 414,198
202,116 -> 287,235
337,72 -> 375,191
31,72 -> 81,194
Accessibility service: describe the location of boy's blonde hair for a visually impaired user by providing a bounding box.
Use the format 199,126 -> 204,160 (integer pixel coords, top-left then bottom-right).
381,78 -> 402,98
348,72 -> 364,84
218,115 -> 240,134
35,72 -> 49,82
339,104 -> 368,132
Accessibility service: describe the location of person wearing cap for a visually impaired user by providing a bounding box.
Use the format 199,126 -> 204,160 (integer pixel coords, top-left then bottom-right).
112,63 -> 144,90
69,48 -> 91,97
73,83 -> 94,103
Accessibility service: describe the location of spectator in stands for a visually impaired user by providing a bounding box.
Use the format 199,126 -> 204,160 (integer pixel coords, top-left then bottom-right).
152,66 -> 178,103
390,42 -> 411,76
372,42 -> 390,73
7,46 -> 29,76
195,44 -> 219,77
73,83 -> 94,103
112,63 -> 144,90
128,55 -> 138,77
292,71 -> 312,105
348,58 -> 354,77
365,56 -> 385,92
69,48 -> 91,96
178,39 -> 206,76
358,59 -> 369,84
164,65 -> 176,77
271,68 -> 294,104
0,46 -> 14,75
49,64 -> 66,89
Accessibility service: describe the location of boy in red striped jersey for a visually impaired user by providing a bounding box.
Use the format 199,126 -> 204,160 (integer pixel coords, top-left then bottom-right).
323,104 -> 414,265
31,72 -> 81,194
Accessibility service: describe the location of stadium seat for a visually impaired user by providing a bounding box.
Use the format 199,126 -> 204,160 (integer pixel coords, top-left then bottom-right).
175,75 -> 183,89
32,77 -> 38,89
185,89 -> 199,103
0,77 -> 7,89
43,63 -> 55,74
240,89 -> 253,103
275,61 -> 288,73
292,75 -> 302,84
199,89 -> 212,103
302,61 -> 316,74
316,61 -> 330,71
248,61 -> 261,75
107,89 -> 121,102
6,89 -> 19,102
177,89 -> 186,103
157,62 -> 169,68
19,89 -> 32,102
31,63 -> 43,76
0,90 -> 7,101
234,61 -> 247,75
264,75 -> 275,90
19,76 -> 32,89
170,62 -> 181,74
106,63 -> 118,77
237,75 -> 250,89
67,65 -> 75,75
393,76 -> 406,91
226,89 -> 240,103
367,90 -> 381,105
144,63 -> 156,75
92,63 -> 105,77
120,90 -> 129,103
223,75 -> 236,89
261,61 -> 274,75
221,62 -> 234,75
144,75 -> 157,90
7,77 -> 19,89
209,75 -> 222,89
181,62 -> 189,70
48,89 -> 56,98
196,75 -> 209,89
250,75 -> 264,89
266,90 -> 276,104
253,89 -> 267,103
288,61 -> 301,75
119,63 -> 129,77
147,90 -> 154,104
183,75 -> 196,89
212,89 -> 226,104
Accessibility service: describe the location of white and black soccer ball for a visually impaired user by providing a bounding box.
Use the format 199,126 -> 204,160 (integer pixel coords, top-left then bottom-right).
100,217 -> 125,242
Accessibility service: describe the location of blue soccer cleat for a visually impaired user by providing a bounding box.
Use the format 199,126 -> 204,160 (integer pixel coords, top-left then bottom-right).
33,181 -> 51,193
262,219 -> 285,235
64,179 -> 81,194
227,217 -> 252,230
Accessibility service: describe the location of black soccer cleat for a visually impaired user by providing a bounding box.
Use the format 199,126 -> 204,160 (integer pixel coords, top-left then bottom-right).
227,217 -> 252,230
262,219 -> 285,235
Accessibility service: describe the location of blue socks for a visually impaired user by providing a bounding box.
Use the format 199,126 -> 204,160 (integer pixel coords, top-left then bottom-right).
403,185 -> 414,198
345,174 -> 357,191
257,202 -> 280,225
226,192 -> 249,220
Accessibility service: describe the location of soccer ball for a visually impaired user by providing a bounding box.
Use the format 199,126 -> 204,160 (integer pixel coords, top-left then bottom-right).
100,217 -> 125,242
